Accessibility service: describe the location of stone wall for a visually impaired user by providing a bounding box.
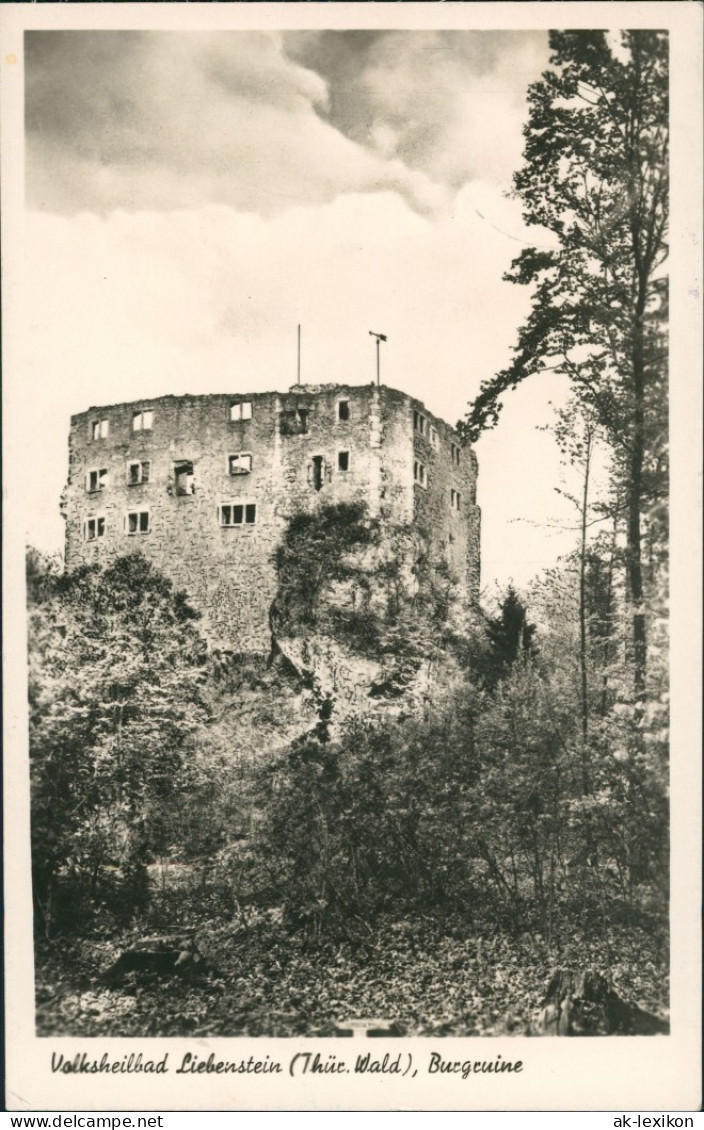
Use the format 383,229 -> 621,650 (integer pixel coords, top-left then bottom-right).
409,395 -> 481,607
64,384 -> 480,651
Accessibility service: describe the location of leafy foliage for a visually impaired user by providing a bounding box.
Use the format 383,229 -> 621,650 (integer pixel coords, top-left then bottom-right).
28,552 -> 210,935
29,507 -> 668,1035
483,586 -> 538,688
272,502 -> 377,632
35,916 -> 667,1038
462,31 -> 668,696
253,622 -> 666,949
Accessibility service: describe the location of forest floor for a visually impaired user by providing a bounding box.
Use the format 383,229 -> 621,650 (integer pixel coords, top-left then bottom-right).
35,916 -> 669,1038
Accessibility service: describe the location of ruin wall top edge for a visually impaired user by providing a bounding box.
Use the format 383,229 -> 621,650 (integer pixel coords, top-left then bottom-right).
69,383 -> 468,440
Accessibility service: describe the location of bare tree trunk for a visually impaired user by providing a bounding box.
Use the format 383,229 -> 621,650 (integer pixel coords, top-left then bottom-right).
600,514 -> 617,715
578,423 -> 594,785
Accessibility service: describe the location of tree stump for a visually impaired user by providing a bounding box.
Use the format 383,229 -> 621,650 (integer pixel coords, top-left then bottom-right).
100,933 -> 205,987
535,969 -> 669,1036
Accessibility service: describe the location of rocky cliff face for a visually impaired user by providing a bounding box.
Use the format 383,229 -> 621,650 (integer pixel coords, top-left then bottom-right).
197,500 -> 483,767
263,501 -> 481,742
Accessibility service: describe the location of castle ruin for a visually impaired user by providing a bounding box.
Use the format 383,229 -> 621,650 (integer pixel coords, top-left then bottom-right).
63,383 -> 480,651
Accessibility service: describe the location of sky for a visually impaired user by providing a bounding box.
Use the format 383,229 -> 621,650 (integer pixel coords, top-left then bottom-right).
17,27 -> 586,594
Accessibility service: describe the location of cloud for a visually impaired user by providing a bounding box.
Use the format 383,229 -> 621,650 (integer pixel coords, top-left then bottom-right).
25,30 -> 452,218
26,30 -> 549,219
283,31 -> 550,189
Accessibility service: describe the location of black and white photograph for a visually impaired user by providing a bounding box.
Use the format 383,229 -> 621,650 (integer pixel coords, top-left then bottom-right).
2,1 -> 701,1113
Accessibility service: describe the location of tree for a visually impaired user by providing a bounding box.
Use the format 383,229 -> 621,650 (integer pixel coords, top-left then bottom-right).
462,31 -> 668,698
548,397 -> 612,749
28,552 -> 209,934
484,586 -> 537,688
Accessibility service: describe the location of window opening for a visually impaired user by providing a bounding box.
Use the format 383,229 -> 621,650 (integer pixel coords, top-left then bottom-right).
338,400 -> 350,421
92,419 -> 109,440
87,468 -> 107,492
230,401 -> 252,422
451,488 -> 461,511
430,426 -> 439,449
132,410 -> 153,432
220,503 -> 256,526
337,451 -> 350,472
312,455 -> 324,491
414,461 -> 426,487
127,510 -> 150,534
281,405 -> 312,436
84,516 -> 105,541
229,453 -> 253,475
174,460 -> 195,496
128,461 -> 150,485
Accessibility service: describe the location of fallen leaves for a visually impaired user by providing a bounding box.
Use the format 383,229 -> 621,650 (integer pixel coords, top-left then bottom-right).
35,917 -> 668,1038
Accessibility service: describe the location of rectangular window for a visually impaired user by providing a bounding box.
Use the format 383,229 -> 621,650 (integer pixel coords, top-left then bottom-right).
230,401 -> 252,422
338,400 -> 350,421
337,451 -> 350,472
126,510 -> 150,534
132,410 -> 154,432
281,406 -> 312,436
128,461 -> 150,484
84,516 -> 105,541
414,411 -> 427,436
430,426 -> 439,449
86,468 -> 107,492
413,460 -> 427,487
451,442 -> 461,467
451,488 -> 461,511
228,453 -> 253,475
311,455 -> 324,491
174,460 -> 195,496
220,503 -> 256,526
92,419 -> 109,440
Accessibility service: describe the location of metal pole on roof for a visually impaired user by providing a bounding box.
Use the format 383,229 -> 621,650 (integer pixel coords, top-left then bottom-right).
297,324 -> 301,385
369,331 -> 387,386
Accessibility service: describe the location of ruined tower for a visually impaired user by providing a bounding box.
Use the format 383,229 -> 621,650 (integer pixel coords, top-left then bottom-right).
63,383 -> 480,651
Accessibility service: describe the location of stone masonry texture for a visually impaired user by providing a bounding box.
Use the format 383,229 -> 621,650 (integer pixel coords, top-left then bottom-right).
64,384 -> 481,652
